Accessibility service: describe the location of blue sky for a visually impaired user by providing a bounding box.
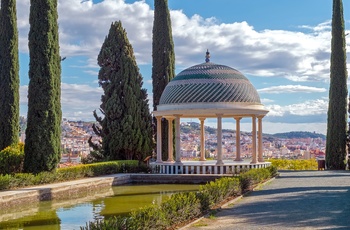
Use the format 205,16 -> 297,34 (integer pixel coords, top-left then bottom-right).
16,0 -> 350,134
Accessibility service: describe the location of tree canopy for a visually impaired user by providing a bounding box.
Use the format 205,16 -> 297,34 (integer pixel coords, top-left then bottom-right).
24,0 -> 62,173
93,21 -> 153,161
0,0 -> 20,151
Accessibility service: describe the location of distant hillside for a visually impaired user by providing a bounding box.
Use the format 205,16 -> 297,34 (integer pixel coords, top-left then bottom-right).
271,131 -> 326,140
181,122 -> 326,140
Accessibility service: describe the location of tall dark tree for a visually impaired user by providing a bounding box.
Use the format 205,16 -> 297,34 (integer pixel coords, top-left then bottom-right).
326,0 -> 348,170
0,0 -> 20,151
152,0 -> 175,160
94,21 -> 153,161
24,0 -> 62,173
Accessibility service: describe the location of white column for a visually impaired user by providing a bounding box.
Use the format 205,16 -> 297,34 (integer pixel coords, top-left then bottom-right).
199,118 -> 206,161
251,115 -> 257,164
175,115 -> 181,163
258,116 -> 264,162
167,117 -> 174,162
234,117 -> 242,161
156,116 -> 163,163
216,114 -> 224,165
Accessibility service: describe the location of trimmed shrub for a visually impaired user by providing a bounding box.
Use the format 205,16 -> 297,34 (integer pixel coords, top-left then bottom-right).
81,167 -> 277,230
0,160 -> 144,191
199,177 -> 241,208
269,159 -> 317,170
0,143 -> 24,175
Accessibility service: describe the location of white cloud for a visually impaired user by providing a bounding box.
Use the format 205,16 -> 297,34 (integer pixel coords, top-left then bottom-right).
260,98 -> 274,104
17,0 -> 335,82
265,99 -> 328,117
258,85 -> 327,94
15,0 -> 336,130
20,84 -> 103,121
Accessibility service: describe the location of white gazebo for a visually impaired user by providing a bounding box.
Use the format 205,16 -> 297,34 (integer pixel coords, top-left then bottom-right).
152,51 -> 270,174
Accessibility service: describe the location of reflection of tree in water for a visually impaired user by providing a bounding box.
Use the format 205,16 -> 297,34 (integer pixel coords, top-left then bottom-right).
0,203 -> 60,230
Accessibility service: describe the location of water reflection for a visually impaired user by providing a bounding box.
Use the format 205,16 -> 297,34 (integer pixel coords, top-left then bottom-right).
0,184 -> 199,229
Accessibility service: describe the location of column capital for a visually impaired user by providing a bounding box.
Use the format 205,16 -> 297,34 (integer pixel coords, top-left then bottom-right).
234,116 -> 242,121
216,113 -> 223,117
199,117 -> 206,121
164,116 -> 175,121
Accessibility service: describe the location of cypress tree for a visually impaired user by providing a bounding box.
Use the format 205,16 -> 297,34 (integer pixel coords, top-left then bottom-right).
152,0 -> 175,160
326,0 -> 348,170
0,0 -> 20,151
96,21 -> 153,161
24,0 -> 62,173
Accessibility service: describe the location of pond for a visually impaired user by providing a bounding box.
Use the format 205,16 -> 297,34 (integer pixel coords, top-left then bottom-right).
0,184 -> 200,230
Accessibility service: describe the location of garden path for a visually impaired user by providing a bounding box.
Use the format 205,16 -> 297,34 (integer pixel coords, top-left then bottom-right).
182,170 -> 350,230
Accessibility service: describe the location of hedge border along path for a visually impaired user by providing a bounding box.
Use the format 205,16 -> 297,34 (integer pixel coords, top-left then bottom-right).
179,176 -> 278,230
81,166 -> 278,230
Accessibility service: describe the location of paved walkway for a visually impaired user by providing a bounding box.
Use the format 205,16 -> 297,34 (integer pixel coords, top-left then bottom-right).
182,170 -> 350,230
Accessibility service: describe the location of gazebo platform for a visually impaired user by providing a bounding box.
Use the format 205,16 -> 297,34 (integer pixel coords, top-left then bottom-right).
150,160 -> 271,175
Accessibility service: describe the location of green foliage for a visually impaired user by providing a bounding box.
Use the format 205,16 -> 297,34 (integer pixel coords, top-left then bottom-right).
0,0 -> 20,150
199,177 -> 241,208
81,167 -> 276,230
0,143 -> 24,174
152,0 -> 175,161
0,160 -> 143,191
269,159 -> 318,170
239,168 -> 271,192
94,21 -> 153,161
326,0 -> 348,170
24,0 -> 62,173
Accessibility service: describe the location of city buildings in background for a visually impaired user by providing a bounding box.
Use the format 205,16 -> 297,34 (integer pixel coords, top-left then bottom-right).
19,118 -> 325,164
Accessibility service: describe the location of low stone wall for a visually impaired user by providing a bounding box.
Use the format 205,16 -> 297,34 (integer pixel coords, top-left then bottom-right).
0,174 -> 131,209
0,173 -> 223,210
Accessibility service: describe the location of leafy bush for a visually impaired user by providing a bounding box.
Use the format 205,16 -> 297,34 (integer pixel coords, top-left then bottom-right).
269,159 -> 317,170
0,143 -> 25,175
199,177 -> 241,208
239,168 -> 270,192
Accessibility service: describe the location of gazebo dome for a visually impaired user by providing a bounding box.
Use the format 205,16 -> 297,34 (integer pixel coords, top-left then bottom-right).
156,51 -> 268,117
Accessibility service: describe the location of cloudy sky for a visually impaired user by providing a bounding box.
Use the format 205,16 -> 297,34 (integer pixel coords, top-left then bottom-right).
16,0 -> 350,135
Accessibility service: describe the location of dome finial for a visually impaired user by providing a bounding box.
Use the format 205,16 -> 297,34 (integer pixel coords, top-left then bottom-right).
205,49 -> 210,63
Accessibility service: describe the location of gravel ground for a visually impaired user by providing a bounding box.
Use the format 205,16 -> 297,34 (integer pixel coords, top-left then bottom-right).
181,170 -> 350,230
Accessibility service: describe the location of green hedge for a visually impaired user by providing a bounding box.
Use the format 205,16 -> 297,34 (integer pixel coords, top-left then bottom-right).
81,166 -> 278,230
269,159 -> 318,170
0,160 -> 142,190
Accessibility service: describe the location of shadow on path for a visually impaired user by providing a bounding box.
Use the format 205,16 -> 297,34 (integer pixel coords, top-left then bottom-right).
185,170 -> 350,229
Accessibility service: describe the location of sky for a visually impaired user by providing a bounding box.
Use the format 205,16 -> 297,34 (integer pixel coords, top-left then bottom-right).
14,0 -> 350,135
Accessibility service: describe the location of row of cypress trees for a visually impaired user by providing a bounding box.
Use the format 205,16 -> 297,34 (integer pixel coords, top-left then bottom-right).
0,0 -> 348,171
0,0 -> 61,174
24,0 -> 62,173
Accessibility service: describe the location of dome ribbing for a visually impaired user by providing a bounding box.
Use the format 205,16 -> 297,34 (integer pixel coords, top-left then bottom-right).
159,62 -> 261,105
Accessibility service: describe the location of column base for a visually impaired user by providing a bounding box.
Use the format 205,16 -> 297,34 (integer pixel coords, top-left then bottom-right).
216,160 -> 224,165
234,158 -> 243,161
